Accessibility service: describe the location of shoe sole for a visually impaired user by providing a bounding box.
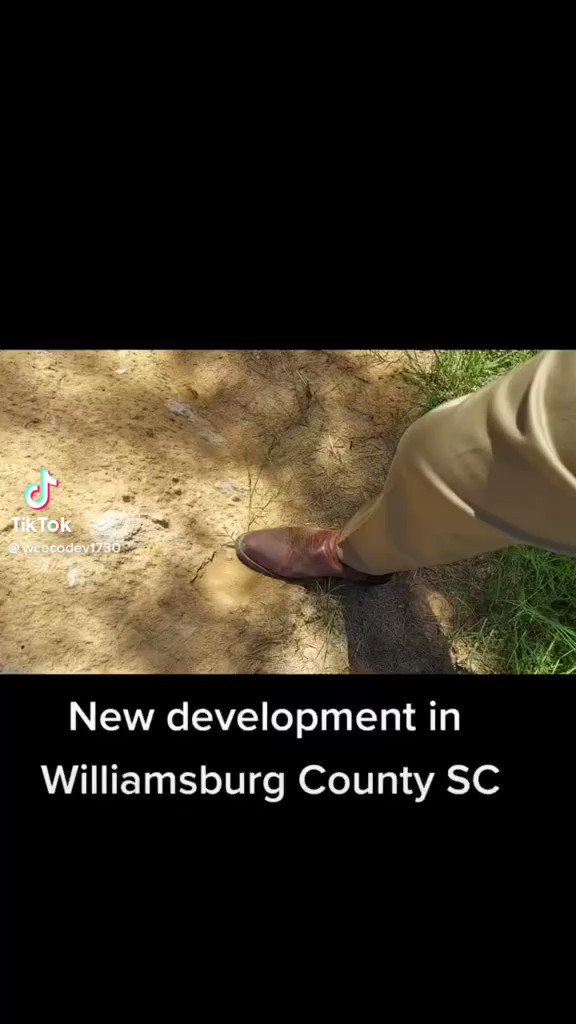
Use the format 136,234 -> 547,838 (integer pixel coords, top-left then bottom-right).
235,536 -> 392,586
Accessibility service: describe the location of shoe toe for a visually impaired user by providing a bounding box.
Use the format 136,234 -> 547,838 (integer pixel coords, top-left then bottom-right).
235,529 -> 284,574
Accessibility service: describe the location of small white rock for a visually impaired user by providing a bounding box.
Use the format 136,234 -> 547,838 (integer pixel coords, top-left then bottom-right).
115,368 -> 129,375
166,399 -> 191,416
90,511 -> 143,549
216,481 -> 244,494
67,566 -> 80,587
166,401 -> 225,445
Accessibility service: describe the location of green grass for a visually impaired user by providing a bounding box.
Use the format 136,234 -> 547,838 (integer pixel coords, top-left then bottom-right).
404,349 -> 576,675
403,349 -> 537,414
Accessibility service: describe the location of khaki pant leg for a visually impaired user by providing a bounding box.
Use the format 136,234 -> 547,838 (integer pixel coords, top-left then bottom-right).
339,350 -> 576,574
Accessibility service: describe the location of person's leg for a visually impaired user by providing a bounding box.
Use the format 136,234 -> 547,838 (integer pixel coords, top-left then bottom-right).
236,350 -> 576,583
339,349 -> 576,574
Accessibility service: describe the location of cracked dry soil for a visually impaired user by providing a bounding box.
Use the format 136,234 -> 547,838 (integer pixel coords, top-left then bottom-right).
0,349 -> 461,674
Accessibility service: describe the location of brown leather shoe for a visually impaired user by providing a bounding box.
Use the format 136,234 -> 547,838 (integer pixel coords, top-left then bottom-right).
235,527 -> 392,585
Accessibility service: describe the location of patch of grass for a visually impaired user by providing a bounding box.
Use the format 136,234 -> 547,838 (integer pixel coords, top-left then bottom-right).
438,549 -> 576,674
403,349 -> 537,414
408,349 -> 576,675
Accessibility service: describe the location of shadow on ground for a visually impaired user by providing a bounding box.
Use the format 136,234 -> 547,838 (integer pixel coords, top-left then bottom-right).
321,573 -> 460,674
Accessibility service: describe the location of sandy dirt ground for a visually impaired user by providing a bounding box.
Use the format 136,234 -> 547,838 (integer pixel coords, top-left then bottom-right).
0,349 -> 465,674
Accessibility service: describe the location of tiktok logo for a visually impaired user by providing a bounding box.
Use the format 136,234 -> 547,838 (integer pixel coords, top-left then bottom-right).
25,469 -> 59,510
